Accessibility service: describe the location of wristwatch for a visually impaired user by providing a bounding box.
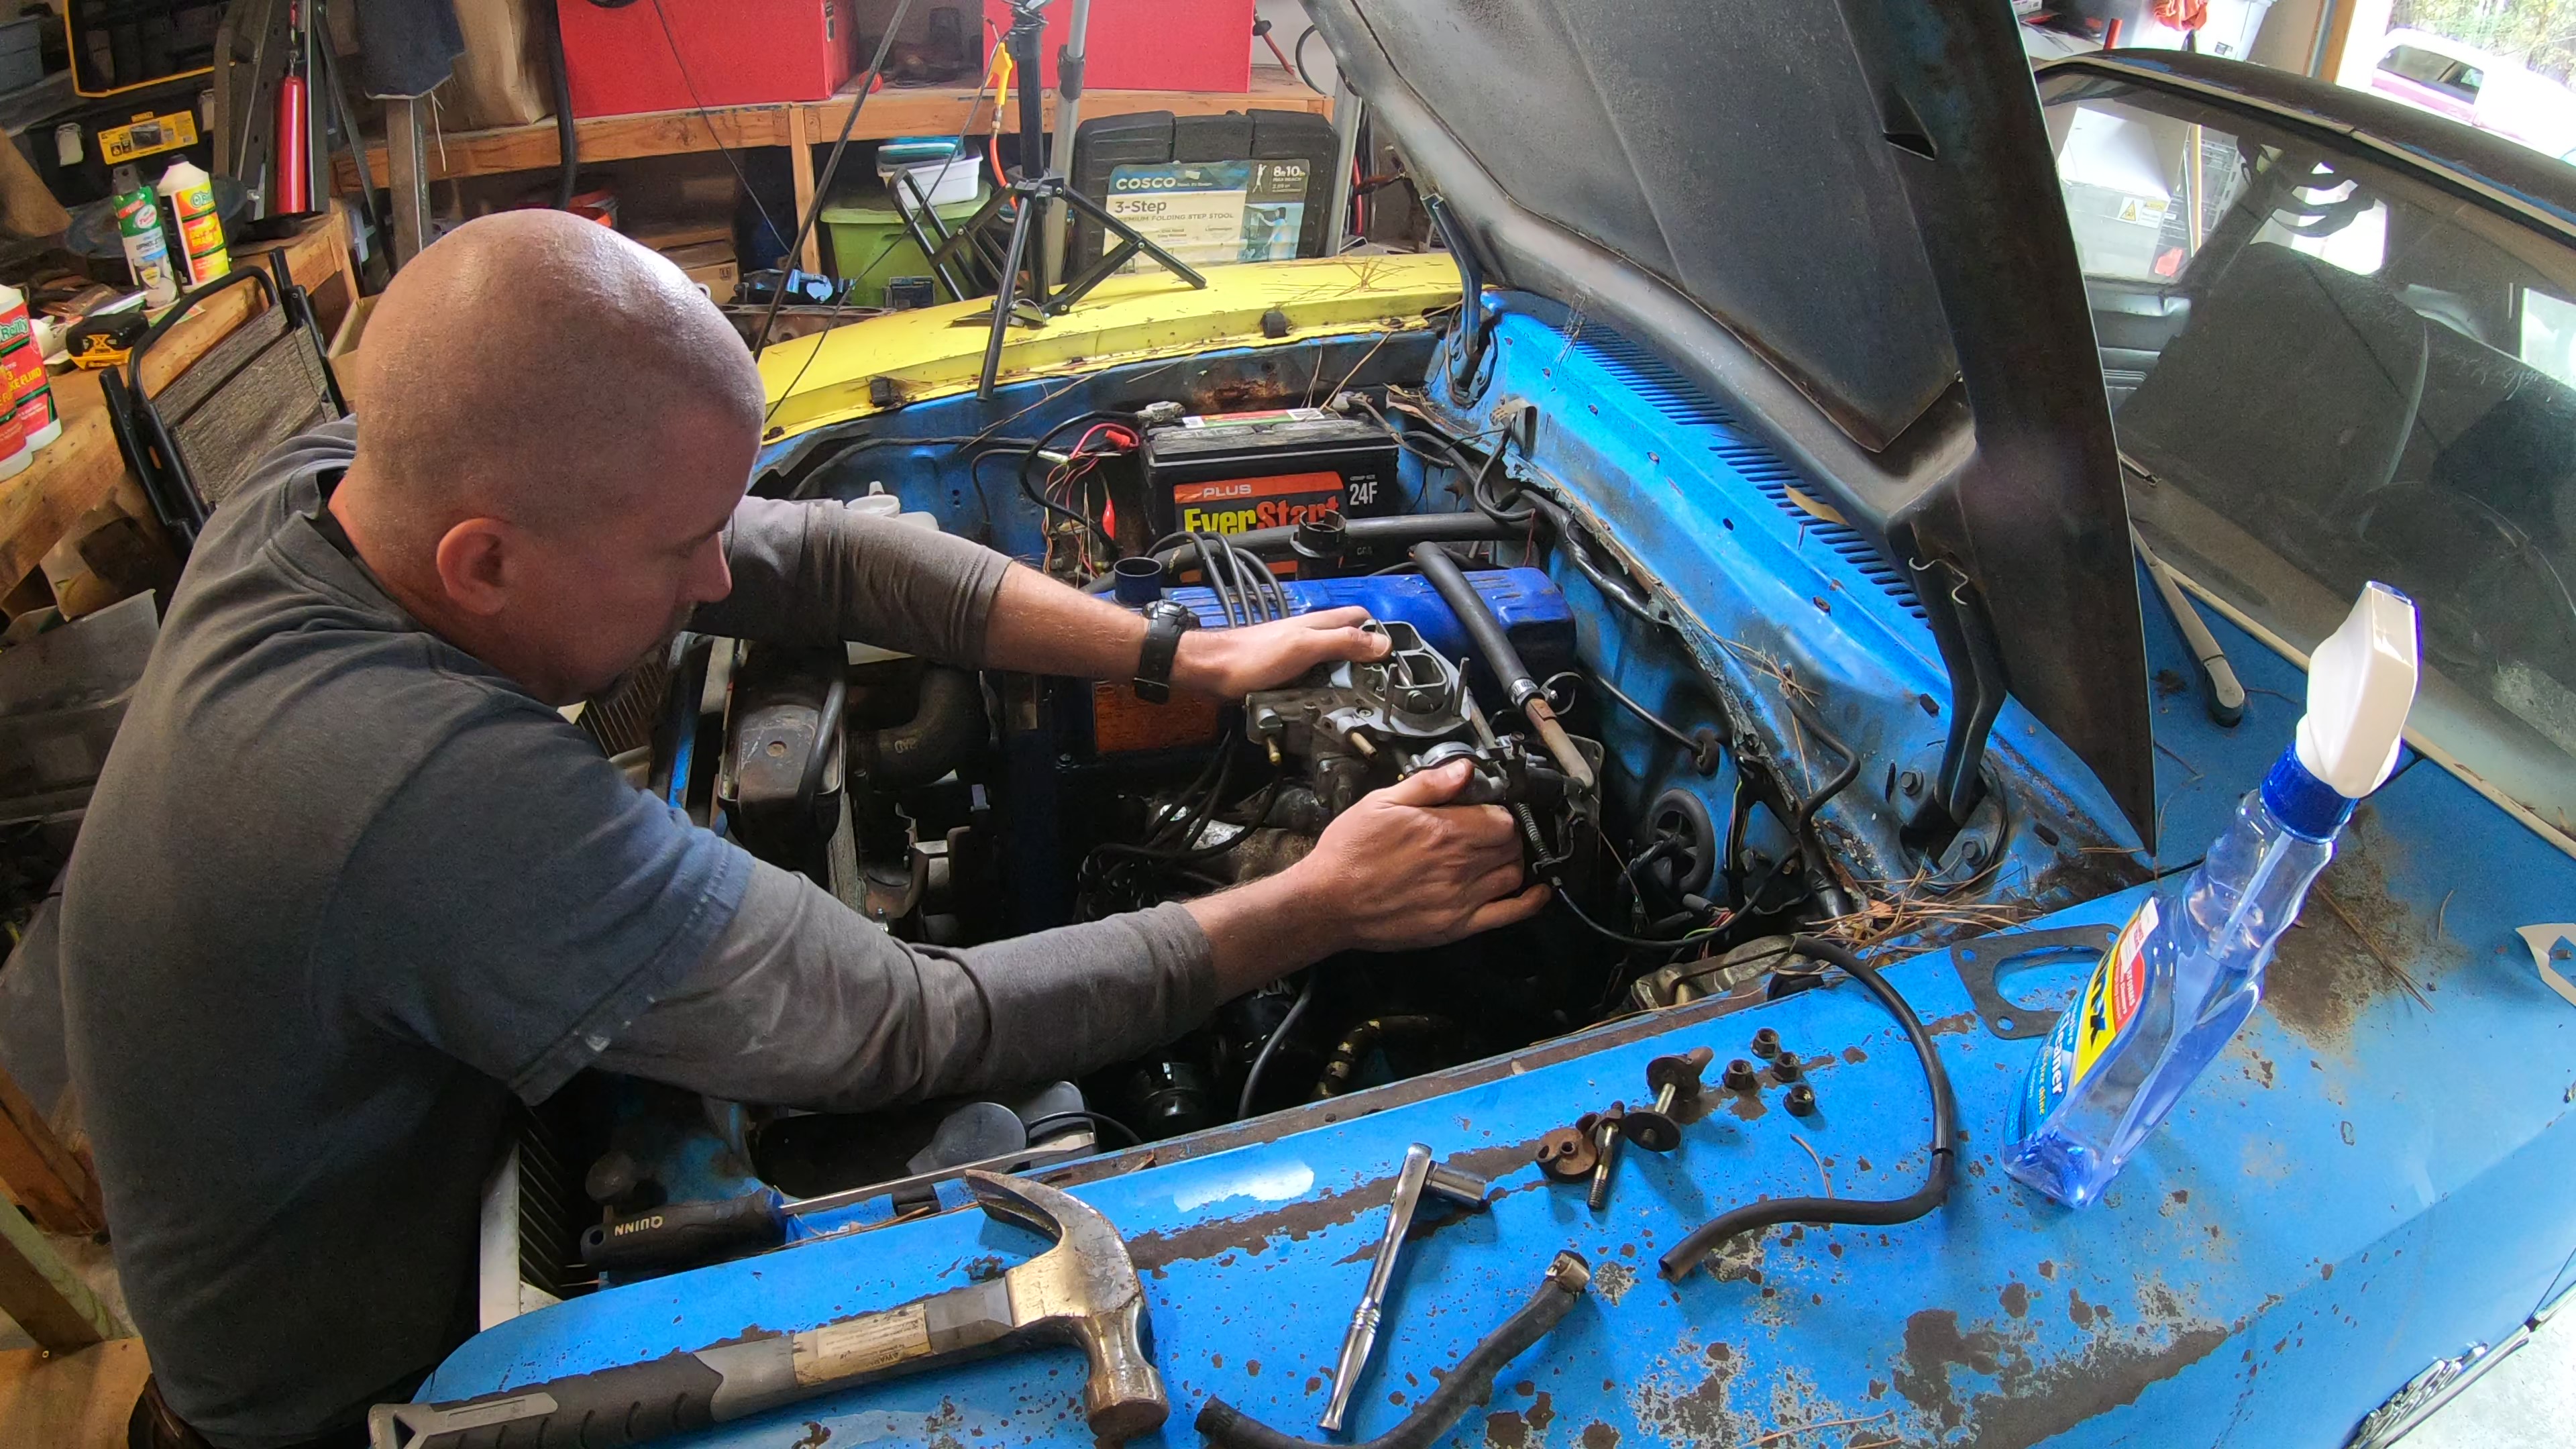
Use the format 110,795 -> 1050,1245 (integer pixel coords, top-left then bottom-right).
1132,599 -> 1197,704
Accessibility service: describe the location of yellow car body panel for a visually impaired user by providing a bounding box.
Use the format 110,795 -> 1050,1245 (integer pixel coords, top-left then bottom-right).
755,253 -> 1463,443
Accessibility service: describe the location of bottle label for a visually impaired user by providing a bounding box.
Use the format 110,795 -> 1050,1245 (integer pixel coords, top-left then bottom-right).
2025,899 -> 2157,1123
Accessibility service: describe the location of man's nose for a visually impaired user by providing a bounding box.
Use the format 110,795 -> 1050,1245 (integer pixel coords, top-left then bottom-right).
690,539 -> 733,604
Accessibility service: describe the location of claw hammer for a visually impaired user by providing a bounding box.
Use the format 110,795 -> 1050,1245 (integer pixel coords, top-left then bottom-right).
368,1171 -> 1167,1448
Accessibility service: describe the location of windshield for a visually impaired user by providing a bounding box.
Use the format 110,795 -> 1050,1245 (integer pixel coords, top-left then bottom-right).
2041,72 -> 2576,843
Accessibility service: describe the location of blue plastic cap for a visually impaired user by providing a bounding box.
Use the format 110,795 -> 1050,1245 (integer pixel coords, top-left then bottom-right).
1112,557 -> 1165,606
2261,747 -> 2357,841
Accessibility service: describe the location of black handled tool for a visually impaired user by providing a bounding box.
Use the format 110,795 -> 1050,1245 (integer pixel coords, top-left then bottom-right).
579,1190 -> 787,1271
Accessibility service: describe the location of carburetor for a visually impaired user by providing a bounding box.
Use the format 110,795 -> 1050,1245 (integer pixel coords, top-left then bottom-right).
1245,619 -> 1597,818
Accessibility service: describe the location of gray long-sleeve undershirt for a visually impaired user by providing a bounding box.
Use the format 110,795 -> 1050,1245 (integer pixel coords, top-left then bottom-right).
607,494 -> 1221,1113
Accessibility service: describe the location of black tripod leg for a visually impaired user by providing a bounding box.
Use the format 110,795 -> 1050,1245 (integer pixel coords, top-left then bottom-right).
1052,240 -> 1144,313
1055,184 -> 1209,288
977,200 -> 1040,398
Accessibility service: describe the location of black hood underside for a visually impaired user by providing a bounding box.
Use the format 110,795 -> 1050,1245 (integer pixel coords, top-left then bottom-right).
1307,0 -> 2158,845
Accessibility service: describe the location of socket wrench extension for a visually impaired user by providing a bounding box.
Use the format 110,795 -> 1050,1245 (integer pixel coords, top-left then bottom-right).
1320,1143 -> 1491,1432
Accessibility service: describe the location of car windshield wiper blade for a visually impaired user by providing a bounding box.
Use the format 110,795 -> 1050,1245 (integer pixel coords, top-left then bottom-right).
2133,525 -> 2247,728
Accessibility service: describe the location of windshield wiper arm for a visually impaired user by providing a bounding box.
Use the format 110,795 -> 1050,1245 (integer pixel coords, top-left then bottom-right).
2133,525 -> 2247,728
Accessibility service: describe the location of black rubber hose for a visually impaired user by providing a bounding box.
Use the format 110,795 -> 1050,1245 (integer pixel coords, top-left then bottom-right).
1087,515 -> 1513,592
1658,936 -> 1957,1281
794,674 -> 847,816
846,666 -> 983,790
1236,970 -> 1318,1121
541,0 -> 579,209
1197,1252 -> 1593,1449
1409,541 -> 1540,700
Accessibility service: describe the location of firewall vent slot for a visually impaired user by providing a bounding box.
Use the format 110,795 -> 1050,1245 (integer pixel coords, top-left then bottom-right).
1561,326 -> 1927,625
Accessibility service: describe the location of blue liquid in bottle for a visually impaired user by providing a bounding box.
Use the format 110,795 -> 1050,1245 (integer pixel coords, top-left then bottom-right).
2004,580 -> 2416,1208
2003,753 -> 2343,1206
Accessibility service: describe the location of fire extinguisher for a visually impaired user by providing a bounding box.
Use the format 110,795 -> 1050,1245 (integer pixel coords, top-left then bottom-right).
274,0 -> 311,215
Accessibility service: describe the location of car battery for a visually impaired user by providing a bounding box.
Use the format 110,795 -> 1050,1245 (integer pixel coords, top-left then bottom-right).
1142,407 -> 1401,558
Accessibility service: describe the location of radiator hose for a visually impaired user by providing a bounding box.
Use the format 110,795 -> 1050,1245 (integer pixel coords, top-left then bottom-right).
846,665 -> 984,790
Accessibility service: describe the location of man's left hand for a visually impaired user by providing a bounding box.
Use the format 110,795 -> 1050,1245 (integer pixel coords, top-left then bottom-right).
1171,606 -> 1389,697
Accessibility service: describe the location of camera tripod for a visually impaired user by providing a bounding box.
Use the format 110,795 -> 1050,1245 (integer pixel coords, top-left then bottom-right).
900,0 -> 1208,397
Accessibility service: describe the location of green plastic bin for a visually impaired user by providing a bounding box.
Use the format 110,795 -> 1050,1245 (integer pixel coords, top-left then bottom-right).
821,186 -> 987,308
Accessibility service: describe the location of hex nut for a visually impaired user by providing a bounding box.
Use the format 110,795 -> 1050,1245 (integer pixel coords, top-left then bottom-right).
1721,1058 -> 1760,1092
1749,1027 -> 1781,1059
1785,1083 -> 1818,1117
1770,1055 -> 1801,1083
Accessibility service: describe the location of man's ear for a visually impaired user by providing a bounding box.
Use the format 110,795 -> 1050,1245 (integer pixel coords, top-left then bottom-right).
432,517 -> 519,617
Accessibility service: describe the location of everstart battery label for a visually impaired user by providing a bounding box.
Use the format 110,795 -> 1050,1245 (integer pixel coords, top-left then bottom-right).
1171,472 -> 1350,535
1106,159 -> 1310,272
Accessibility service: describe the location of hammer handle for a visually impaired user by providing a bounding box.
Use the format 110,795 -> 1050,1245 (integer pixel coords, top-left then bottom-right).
370,1283 -> 1016,1449
368,1349 -> 736,1449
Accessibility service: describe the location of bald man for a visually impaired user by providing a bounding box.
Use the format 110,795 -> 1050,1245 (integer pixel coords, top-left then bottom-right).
60,213 -> 1545,1448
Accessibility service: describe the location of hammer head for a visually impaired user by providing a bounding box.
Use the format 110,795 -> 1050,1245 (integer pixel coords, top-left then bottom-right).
965,1171 -> 1167,1444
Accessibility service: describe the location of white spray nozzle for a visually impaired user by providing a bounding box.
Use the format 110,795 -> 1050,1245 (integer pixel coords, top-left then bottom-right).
2295,582 -> 2419,800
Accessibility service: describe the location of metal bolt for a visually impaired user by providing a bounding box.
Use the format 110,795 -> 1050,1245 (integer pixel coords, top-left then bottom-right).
1785,1083 -> 1818,1117
1721,1059 -> 1760,1093
1585,1103 -> 1626,1212
1749,1027 -> 1781,1059
1899,769 -> 1924,798
1961,837 -> 1989,866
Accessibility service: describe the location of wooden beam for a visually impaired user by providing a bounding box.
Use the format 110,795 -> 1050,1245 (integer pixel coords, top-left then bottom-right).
333,77 -> 1332,192
0,1194 -> 123,1352
788,106 -> 822,274
0,1339 -> 151,1448
0,1061 -> 100,1238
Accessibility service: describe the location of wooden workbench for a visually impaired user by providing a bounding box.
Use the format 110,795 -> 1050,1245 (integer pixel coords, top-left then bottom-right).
0,211 -> 357,606
333,71 -> 1335,271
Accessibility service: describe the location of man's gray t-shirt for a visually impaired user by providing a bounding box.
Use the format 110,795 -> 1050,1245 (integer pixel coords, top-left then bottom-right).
58,421 -> 1217,1446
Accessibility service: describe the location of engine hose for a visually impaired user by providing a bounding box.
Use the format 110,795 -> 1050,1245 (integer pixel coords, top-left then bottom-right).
1089,515 -> 1515,592
794,674 -> 847,816
1658,935 -> 1957,1281
845,666 -> 983,790
1236,969 -> 1319,1120
1311,1015 -> 1450,1098
1411,542 -> 1593,793
1197,1252 -> 1593,1449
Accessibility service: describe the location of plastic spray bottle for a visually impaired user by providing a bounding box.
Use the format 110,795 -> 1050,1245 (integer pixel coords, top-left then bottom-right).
111,165 -> 180,308
156,158 -> 230,286
2003,582 -> 2420,1208
0,280 -> 59,450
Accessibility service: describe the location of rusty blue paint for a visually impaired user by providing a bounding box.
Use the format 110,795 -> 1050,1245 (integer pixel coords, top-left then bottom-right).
423,308 -> 2576,1446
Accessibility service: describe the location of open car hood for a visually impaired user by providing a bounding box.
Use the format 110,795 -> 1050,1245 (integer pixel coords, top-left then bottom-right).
1309,1 -> 2157,843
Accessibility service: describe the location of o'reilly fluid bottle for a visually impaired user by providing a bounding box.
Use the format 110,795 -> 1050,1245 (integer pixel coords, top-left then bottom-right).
2004,582 -> 2419,1207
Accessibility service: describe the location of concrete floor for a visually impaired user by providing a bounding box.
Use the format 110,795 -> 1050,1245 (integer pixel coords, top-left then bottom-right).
2398,1306 -> 2576,1449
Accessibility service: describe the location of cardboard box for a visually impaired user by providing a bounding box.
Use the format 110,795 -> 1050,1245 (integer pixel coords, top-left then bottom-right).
660,241 -> 740,303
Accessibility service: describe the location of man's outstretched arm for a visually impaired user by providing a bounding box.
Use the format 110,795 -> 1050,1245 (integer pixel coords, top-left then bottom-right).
692,496 -> 1385,694
598,761 -> 1546,1112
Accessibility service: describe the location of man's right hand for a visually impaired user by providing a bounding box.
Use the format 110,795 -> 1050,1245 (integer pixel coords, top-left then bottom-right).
1188,759 -> 1553,996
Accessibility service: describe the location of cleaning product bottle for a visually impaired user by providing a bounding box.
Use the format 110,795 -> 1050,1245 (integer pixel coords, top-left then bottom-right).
0,281 -> 59,450
2004,582 -> 2420,1208
0,366 -> 30,482
111,165 -> 180,308
156,158 -> 230,286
